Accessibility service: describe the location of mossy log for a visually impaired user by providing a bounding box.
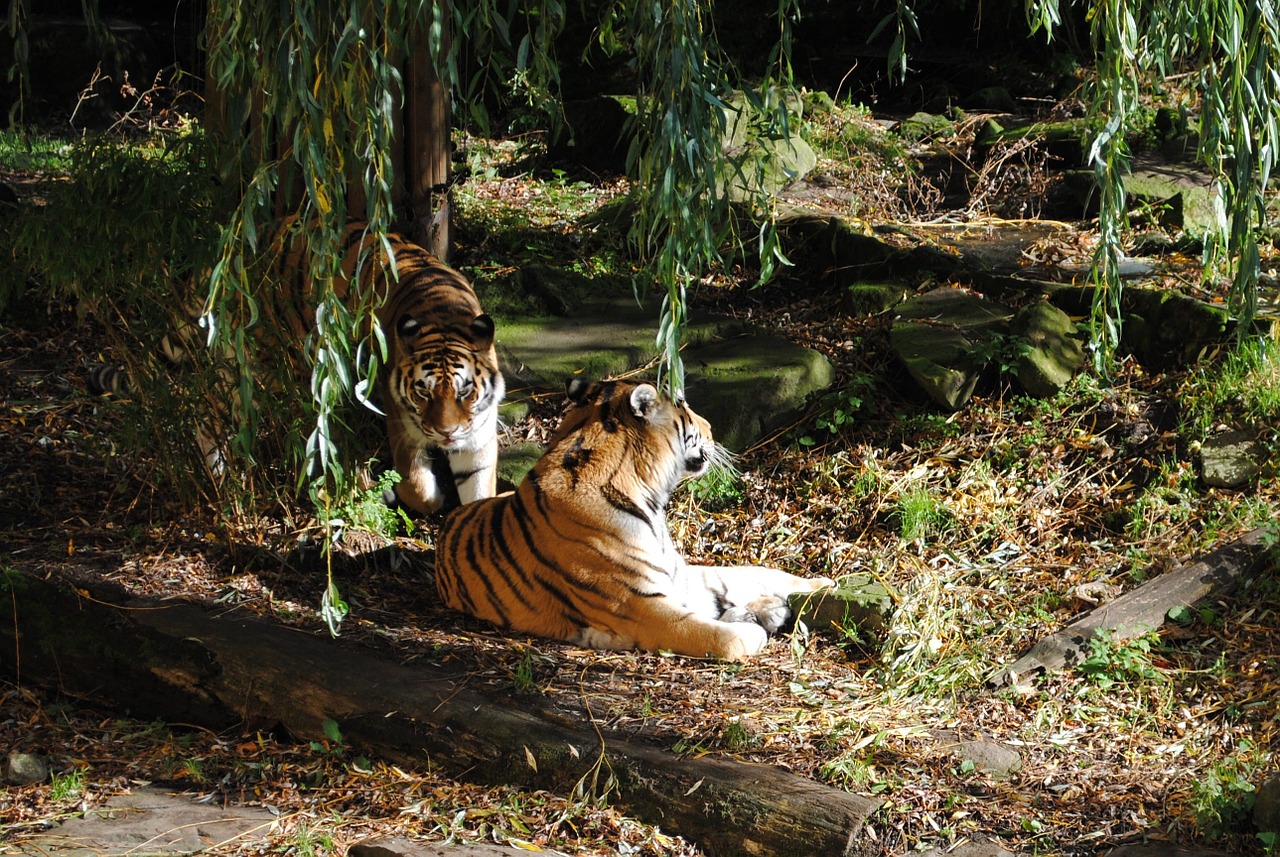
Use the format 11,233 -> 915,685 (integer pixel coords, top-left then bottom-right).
0,568 -> 878,857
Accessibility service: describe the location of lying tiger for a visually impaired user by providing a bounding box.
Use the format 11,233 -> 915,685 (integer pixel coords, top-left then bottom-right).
435,378 -> 833,661
93,219 -> 504,514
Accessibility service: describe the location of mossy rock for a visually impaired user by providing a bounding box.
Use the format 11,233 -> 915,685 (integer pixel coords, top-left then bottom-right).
497,442 -> 544,491
683,334 -> 834,452
494,296 -> 834,453
788,574 -> 894,642
1010,300 -> 1084,397
896,111 -> 953,142
843,283 -> 906,316
890,287 -> 1015,410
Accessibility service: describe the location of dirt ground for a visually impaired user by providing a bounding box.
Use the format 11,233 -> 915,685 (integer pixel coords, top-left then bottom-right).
3,117 -> 1280,855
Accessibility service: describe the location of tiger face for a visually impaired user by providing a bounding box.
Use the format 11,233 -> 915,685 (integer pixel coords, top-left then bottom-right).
386,313 -> 502,453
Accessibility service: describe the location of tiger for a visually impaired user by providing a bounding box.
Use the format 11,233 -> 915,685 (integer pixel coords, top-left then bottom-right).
91,219 -> 504,514
340,224 -> 504,514
434,377 -> 833,661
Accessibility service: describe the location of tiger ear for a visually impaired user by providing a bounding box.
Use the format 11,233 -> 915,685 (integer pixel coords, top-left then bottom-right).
630,383 -> 659,419
565,377 -> 592,403
470,313 -> 495,343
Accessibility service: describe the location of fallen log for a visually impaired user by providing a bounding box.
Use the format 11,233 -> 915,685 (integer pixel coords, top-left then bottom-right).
0,567 -> 878,857
990,526 -> 1276,686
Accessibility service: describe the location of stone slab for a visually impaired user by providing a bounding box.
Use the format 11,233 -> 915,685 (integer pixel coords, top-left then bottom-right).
349,836 -> 521,857
495,297 -> 833,452
9,788 -> 277,856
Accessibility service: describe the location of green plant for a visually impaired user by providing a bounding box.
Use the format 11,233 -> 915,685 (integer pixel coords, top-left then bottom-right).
48,768 -> 85,802
721,720 -> 756,752
286,820 -> 337,857
0,128 -> 73,173
799,375 -> 876,446
894,487 -> 952,543
1181,335 -> 1280,440
1191,746 -> 1267,840
309,718 -> 346,756
819,752 -> 882,791
332,467 -> 413,539
965,331 -> 1034,376
509,646 -> 552,695
1077,630 -> 1162,689
1123,458 -> 1197,542
686,459 -> 743,510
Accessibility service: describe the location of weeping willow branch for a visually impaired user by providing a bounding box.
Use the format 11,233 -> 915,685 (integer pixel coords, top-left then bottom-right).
1035,0 -> 1279,372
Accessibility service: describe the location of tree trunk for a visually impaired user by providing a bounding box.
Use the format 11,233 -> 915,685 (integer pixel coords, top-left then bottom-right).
0,568 -> 878,857
404,6 -> 452,259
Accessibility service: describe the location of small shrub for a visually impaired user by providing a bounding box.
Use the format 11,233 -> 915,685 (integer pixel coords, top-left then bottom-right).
1191,747 -> 1266,840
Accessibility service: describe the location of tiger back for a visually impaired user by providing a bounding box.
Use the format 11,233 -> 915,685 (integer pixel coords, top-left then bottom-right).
434,378 -> 831,661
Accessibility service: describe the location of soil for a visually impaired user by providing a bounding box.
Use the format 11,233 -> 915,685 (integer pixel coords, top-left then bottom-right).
3,134 -> 1279,856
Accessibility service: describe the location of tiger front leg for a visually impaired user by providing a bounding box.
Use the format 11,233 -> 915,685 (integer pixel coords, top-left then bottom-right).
447,433 -> 499,505
385,414 -> 449,514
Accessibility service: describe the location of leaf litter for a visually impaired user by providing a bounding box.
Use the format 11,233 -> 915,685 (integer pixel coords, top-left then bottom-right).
2,135 -> 1279,856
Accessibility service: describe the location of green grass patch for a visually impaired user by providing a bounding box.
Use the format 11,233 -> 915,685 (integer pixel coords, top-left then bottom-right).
0,128 -> 75,173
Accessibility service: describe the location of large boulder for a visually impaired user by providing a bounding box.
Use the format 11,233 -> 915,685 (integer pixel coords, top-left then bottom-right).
889,287 -> 1014,410
1122,154 -> 1222,239
1197,429 -> 1263,490
720,91 -> 817,204
493,294 -> 834,458
1010,299 -> 1085,397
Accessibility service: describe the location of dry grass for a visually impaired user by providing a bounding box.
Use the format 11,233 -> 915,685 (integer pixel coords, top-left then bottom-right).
2,126 -> 1278,856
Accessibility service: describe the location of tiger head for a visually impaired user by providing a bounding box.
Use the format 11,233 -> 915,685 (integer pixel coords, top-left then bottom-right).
387,312 -> 503,450
549,378 -> 728,494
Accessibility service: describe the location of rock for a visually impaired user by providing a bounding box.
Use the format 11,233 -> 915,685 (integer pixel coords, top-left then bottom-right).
1010,299 -> 1084,397
1198,429 -> 1263,489
721,91 -> 816,203
919,839 -> 1015,857
1255,772 -> 1280,836
951,739 -> 1022,780
725,133 -> 818,203
977,118 -> 1089,167
495,295 -> 834,453
896,111 -> 953,142
842,283 -> 906,316
496,442 -> 543,490
5,751 -> 49,785
788,573 -> 894,642
1122,155 -> 1222,239
682,333 -> 834,452
350,836 -> 515,856
889,287 -> 1014,410
13,786 -> 276,855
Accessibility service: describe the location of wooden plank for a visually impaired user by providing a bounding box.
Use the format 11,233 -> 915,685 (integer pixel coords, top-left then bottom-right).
990,526 -> 1275,686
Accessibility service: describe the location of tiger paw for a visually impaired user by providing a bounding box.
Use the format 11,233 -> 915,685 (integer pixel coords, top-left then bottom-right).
720,621 -> 769,660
